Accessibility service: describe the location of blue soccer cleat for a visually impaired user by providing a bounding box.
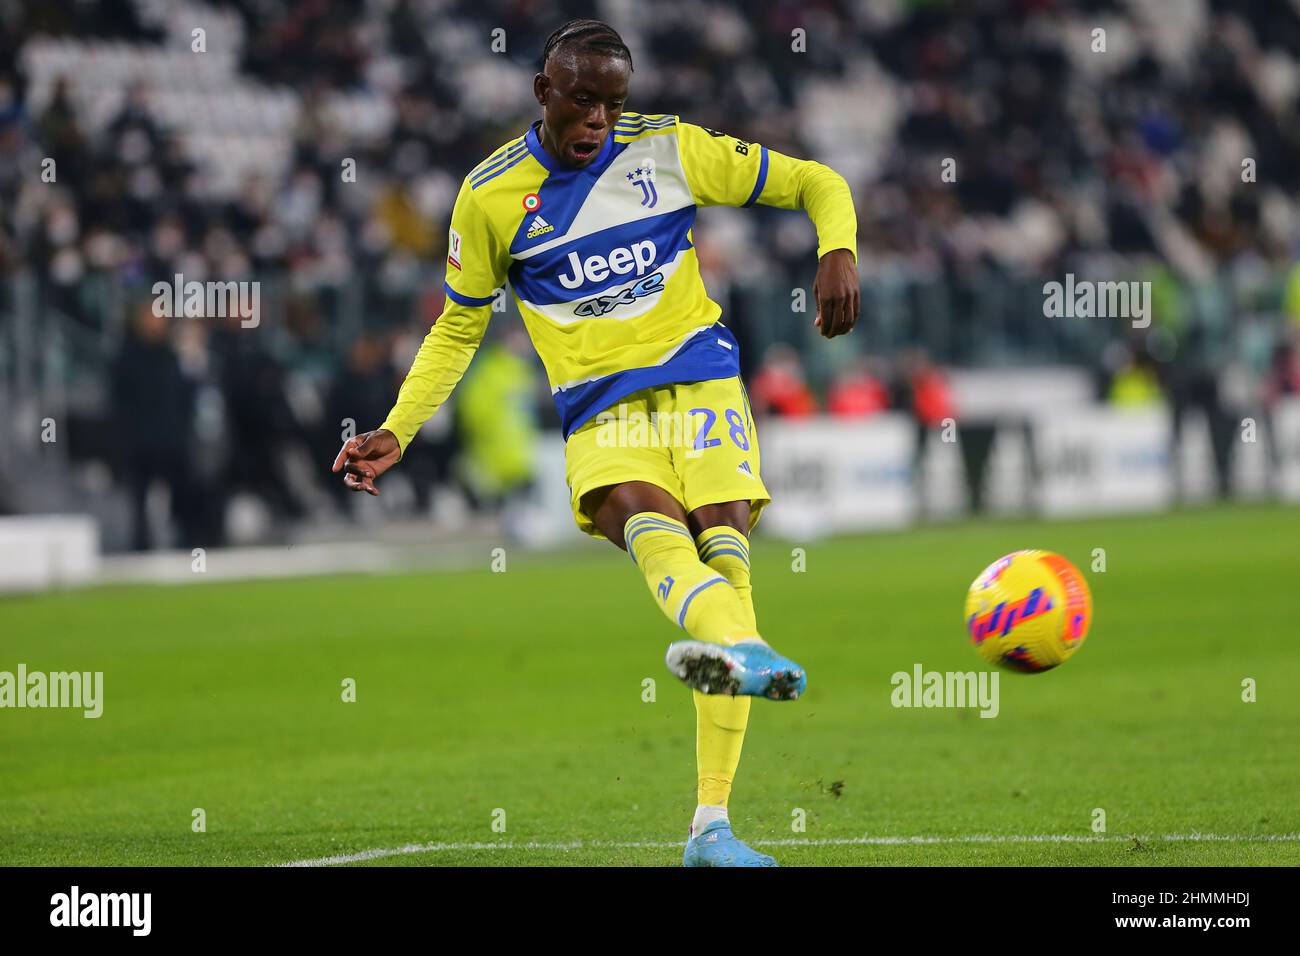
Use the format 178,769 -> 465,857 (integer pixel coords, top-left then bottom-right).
664,639 -> 807,700
683,819 -> 778,867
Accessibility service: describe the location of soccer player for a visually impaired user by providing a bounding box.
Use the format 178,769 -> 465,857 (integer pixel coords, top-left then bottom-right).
332,19 -> 859,867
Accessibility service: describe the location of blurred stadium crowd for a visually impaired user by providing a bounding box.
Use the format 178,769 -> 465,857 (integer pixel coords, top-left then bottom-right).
2,0 -> 1300,549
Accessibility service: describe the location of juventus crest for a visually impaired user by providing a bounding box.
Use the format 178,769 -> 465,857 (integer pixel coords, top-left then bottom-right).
626,159 -> 658,208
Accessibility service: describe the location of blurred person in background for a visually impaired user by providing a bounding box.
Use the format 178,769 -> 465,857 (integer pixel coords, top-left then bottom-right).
1105,342 -> 1163,407
383,318 -> 467,518
827,357 -> 889,419
324,330 -> 398,514
896,347 -> 955,430
749,343 -> 818,418
1263,335 -> 1300,405
894,348 -> 968,510
211,314 -> 310,525
1149,279 -> 1236,501
110,300 -> 208,550
35,76 -> 86,188
1262,333 -> 1300,495
455,325 -> 540,514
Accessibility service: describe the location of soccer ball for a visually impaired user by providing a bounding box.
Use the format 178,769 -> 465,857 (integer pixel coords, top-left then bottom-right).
964,550 -> 1092,672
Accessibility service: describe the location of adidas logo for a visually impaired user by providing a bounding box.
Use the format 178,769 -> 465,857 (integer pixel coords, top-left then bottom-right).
526,214 -> 554,239
736,461 -> 755,478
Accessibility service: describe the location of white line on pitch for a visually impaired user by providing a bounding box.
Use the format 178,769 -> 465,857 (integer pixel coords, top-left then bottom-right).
278,832 -> 1300,867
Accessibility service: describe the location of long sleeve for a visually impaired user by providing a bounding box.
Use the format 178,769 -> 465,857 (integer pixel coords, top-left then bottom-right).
756,148 -> 858,262
379,299 -> 492,453
677,119 -> 858,262
378,174 -> 510,455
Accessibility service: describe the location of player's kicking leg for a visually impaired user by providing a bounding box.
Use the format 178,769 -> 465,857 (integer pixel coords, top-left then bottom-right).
584,485 -> 796,867
664,502 -> 806,700
583,483 -> 807,701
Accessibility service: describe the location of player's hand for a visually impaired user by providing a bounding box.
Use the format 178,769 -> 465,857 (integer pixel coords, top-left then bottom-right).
331,429 -> 401,496
812,248 -> 860,339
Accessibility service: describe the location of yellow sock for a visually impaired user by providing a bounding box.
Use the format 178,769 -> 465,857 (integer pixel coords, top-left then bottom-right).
624,513 -> 757,644
695,526 -> 757,630
693,526 -> 756,808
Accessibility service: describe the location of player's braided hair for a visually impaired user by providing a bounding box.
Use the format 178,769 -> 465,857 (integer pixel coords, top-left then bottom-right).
541,19 -> 633,71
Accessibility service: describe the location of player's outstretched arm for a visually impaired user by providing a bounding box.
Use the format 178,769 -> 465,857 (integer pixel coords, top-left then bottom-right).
331,172 -> 507,496
332,429 -> 402,496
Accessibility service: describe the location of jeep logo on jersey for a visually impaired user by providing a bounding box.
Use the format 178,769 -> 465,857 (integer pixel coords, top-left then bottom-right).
556,239 -> 658,290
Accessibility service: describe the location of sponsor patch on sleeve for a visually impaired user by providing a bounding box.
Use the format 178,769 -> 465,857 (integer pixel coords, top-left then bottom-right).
448,228 -> 462,270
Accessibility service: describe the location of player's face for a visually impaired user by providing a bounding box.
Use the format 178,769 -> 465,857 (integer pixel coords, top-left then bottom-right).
535,52 -> 629,168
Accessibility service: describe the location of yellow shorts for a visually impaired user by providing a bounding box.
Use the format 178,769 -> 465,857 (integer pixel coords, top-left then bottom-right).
565,376 -> 771,540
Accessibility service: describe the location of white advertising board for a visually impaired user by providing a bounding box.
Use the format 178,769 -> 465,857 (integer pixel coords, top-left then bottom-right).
1032,407 -> 1173,516
759,414 -> 917,537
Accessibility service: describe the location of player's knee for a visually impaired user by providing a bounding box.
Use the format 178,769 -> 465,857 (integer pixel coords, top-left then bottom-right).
588,482 -> 687,550
689,501 -> 750,537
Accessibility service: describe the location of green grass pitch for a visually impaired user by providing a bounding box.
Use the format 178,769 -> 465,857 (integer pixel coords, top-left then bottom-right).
2,504 -> 1297,866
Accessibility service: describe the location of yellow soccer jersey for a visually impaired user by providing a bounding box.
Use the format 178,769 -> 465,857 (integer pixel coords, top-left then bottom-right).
380,112 -> 857,451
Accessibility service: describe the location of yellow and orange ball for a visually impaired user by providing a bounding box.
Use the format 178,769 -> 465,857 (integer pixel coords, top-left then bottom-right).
965,550 -> 1093,672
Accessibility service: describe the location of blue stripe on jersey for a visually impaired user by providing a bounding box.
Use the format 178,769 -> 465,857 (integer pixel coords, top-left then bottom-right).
556,322 -> 742,439
443,281 -> 495,307
470,141 -> 526,183
743,146 -> 769,207
470,144 -> 530,189
615,115 -> 675,133
614,124 -> 673,135
617,113 -> 674,125
468,144 -> 512,180
510,205 -> 696,305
